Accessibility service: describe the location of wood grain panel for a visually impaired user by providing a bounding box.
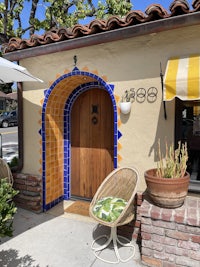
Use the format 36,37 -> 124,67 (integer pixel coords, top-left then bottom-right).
71,88 -> 114,199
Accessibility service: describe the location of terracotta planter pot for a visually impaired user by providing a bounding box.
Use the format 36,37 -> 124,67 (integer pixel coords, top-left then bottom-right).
144,168 -> 190,208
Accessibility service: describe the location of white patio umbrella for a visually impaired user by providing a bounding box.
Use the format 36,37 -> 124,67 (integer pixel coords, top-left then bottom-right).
0,57 -> 43,83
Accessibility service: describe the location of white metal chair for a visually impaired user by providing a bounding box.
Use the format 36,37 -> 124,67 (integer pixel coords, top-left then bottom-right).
89,167 -> 139,264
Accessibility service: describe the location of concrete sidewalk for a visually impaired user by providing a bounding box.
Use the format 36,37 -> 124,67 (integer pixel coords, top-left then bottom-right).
0,201 -> 144,267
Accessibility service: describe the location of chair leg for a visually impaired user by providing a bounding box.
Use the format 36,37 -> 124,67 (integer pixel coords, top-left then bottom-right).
91,226 -> 136,264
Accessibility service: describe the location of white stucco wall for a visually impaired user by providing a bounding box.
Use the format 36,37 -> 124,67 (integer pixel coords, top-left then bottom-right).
20,24 -> 200,191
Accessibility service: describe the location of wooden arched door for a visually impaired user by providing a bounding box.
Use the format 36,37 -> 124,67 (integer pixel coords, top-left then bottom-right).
71,88 -> 114,199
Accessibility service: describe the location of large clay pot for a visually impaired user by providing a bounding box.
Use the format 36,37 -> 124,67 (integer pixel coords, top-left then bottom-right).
144,168 -> 190,208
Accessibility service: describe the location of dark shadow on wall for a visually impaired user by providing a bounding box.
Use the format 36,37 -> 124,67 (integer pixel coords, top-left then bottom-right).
148,100 -> 175,162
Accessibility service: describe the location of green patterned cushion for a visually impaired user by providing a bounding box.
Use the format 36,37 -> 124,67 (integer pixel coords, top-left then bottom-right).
92,196 -> 127,222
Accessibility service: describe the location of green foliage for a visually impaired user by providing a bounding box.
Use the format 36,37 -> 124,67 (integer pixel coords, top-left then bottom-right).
0,0 -> 133,43
99,0 -> 132,18
0,0 -> 24,41
0,178 -> 19,239
8,157 -> 19,168
0,83 -> 13,94
156,140 -> 188,179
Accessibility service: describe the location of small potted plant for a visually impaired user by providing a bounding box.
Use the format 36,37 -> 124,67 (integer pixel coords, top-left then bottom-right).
119,88 -> 135,114
144,140 -> 190,208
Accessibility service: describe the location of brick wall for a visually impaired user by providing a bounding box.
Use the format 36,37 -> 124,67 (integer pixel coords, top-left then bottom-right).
133,192 -> 143,245
139,196 -> 200,267
13,173 -> 42,213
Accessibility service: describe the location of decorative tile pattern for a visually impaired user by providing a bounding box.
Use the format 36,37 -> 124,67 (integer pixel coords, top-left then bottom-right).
41,67 -> 119,211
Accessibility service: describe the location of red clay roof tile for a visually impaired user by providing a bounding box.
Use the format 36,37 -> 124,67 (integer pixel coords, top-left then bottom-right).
2,1 -> 198,54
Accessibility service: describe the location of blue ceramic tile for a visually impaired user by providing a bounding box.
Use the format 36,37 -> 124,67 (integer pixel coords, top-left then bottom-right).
118,130 -> 122,139
114,158 -> 118,168
64,188 -> 68,194
66,183 -> 69,190
64,195 -> 69,200
109,84 -> 115,91
72,67 -> 79,71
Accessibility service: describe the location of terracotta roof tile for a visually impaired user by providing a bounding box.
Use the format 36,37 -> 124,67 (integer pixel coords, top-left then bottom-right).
169,0 -> 190,15
192,0 -> 200,10
125,10 -> 146,24
145,4 -> 169,20
2,1 -> 199,53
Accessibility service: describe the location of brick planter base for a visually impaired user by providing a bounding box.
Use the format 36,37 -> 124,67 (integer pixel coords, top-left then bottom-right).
13,173 -> 42,213
139,196 -> 200,267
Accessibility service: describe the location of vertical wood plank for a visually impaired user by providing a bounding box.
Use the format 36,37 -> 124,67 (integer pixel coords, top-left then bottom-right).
71,96 -> 80,196
80,91 -> 91,197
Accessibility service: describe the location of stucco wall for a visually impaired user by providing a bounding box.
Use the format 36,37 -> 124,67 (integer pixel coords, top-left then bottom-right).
20,24 -> 200,191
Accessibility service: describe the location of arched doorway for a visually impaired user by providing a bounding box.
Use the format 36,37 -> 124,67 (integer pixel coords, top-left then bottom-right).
71,87 -> 114,199
41,68 -> 119,211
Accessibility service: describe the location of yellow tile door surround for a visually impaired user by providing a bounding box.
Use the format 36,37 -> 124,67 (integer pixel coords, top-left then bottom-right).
40,67 -> 122,211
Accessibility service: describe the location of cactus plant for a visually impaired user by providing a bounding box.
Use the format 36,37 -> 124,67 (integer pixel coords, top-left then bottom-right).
156,140 -> 188,179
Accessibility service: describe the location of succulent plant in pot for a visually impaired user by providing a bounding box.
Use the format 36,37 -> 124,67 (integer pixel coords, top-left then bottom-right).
119,88 -> 135,114
144,140 -> 190,208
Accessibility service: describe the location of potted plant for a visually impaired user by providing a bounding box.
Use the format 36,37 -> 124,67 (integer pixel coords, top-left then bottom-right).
144,140 -> 190,208
119,88 -> 135,114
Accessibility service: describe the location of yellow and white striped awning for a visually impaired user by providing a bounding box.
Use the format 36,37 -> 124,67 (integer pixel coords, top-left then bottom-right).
164,55 -> 200,101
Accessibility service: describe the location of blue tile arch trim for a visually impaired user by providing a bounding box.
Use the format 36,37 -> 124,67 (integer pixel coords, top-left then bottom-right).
64,81 -> 118,200
41,68 -> 118,211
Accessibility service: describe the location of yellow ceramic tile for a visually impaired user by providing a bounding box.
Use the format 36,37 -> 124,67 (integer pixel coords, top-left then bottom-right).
118,142 -> 122,150
46,196 -> 52,204
118,154 -> 122,162
92,70 -> 98,75
101,75 -> 107,82
45,106 -> 50,113
45,166 -> 52,176
82,66 -> 89,71
118,120 -> 122,127
115,95 -> 120,102
64,69 -> 70,74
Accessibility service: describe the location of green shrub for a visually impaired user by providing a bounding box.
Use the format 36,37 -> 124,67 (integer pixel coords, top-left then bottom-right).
0,178 -> 19,239
8,157 -> 19,168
